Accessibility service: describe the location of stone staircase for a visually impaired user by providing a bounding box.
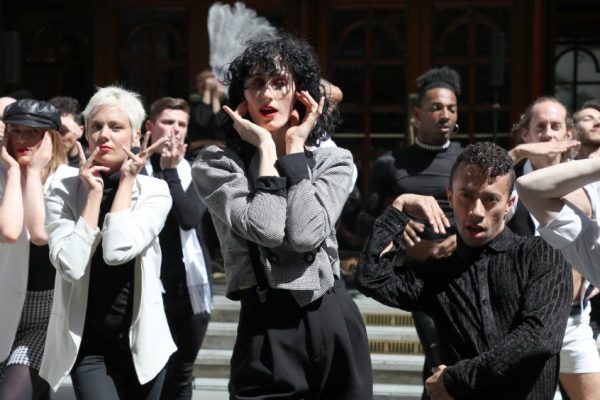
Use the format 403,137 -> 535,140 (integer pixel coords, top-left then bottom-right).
194,286 -> 426,399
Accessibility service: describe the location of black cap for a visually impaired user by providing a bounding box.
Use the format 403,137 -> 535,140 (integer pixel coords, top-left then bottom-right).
3,99 -> 61,131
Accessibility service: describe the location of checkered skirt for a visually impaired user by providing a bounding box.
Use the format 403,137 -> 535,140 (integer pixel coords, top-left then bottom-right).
1,289 -> 53,371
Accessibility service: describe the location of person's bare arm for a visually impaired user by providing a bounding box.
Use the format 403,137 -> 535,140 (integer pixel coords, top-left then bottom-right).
508,141 -> 579,165
516,157 -> 600,226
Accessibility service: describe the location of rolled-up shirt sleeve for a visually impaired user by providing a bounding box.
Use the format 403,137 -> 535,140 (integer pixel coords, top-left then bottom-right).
538,200 -> 600,287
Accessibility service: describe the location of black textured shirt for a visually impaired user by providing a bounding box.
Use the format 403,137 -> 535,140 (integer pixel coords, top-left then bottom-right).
356,206 -> 572,400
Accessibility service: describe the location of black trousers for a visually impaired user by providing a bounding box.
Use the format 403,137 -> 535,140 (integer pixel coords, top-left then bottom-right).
230,279 -> 373,400
412,310 -> 441,400
160,295 -> 210,400
71,331 -> 166,400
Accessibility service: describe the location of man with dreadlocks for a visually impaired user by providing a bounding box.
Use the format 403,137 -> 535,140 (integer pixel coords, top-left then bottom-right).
357,66 -> 463,395
356,142 -> 572,400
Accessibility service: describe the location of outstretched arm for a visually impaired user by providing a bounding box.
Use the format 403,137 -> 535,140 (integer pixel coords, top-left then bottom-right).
508,140 -> 579,165
516,157 -> 600,226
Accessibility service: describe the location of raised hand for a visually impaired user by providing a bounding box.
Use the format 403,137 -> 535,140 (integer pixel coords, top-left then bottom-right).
404,234 -> 457,261
78,142 -> 109,192
510,140 -> 580,163
120,131 -> 167,178
160,132 -> 187,170
27,131 -> 53,174
0,121 -> 18,170
285,91 -> 324,154
392,194 -> 450,236
222,102 -> 273,148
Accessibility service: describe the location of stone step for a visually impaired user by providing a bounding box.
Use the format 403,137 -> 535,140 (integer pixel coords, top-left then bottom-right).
195,349 -> 424,385
212,293 -> 416,327
203,321 -> 423,355
192,377 -> 424,400
51,376 -> 564,400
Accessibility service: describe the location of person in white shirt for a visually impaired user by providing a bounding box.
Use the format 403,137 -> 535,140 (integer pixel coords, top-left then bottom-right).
517,146 -> 600,400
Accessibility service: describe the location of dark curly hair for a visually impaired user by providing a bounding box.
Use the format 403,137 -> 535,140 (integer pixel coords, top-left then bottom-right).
450,142 -> 515,193
416,66 -> 461,105
222,31 -> 338,162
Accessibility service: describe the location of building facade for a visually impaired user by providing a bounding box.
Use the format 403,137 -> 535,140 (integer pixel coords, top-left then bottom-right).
1,0 -> 599,185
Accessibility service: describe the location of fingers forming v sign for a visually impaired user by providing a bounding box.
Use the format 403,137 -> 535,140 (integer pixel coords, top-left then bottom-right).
120,131 -> 168,178
78,142 -> 109,192
222,102 -> 272,147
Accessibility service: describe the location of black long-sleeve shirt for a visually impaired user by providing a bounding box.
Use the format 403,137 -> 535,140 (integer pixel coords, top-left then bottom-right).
356,206 -> 572,400
357,143 -> 462,240
148,155 -> 212,298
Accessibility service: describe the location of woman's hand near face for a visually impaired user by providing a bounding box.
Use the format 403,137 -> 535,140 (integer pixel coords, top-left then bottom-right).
285,92 -> 324,154
78,143 -> 109,193
223,101 -> 274,148
0,122 -> 19,171
0,121 -> 23,243
110,132 -> 167,214
26,132 -> 53,176
22,132 -> 54,245
120,132 -> 167,178
78,143 -> 109,229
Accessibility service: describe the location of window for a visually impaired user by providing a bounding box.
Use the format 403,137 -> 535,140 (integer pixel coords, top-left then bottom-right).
555,38 -> 600,110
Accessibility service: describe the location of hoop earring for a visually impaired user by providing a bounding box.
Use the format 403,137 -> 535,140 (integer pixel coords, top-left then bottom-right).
453,123 -> 459,133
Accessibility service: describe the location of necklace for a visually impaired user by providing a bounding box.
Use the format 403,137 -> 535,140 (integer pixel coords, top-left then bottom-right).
415,137 -> 451,151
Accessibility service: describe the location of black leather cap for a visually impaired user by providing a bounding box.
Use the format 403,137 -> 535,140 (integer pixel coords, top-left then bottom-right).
3,99 -> 61,130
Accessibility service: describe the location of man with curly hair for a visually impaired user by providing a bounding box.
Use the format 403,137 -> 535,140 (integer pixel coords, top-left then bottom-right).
356,142 -> 572,399
358,66 -> 463,396
193,32 -> 372,399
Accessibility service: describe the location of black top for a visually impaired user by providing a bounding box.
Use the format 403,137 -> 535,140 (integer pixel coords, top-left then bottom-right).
358,142 -> 462,240
356,206 -> 572,400
27,243 -> 55,291
85,172 -> 135,337
507,161 -> 536,236
67,153 -> 80,168
148,155 -> 211,302
187,101 -> 227,142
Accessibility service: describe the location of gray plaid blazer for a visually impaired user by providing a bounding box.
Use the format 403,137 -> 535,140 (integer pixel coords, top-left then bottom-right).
192,145 -> 353,306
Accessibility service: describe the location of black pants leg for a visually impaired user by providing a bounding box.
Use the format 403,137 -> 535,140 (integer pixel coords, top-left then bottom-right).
160,295 -> 210,400
71,333 -> 166,400
230,279 -> 373,400
412,310 -> 441,400
0,364 -> 49,400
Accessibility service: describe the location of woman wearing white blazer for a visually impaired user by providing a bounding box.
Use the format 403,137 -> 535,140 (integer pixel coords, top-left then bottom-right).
39,86 -> 175,400
0,99 -> 70,400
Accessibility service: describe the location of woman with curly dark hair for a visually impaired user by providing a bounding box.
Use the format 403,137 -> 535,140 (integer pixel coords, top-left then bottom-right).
192,32 -> 373,399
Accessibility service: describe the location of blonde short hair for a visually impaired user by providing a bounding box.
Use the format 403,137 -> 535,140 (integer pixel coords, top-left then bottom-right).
82,86 -> 146,138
